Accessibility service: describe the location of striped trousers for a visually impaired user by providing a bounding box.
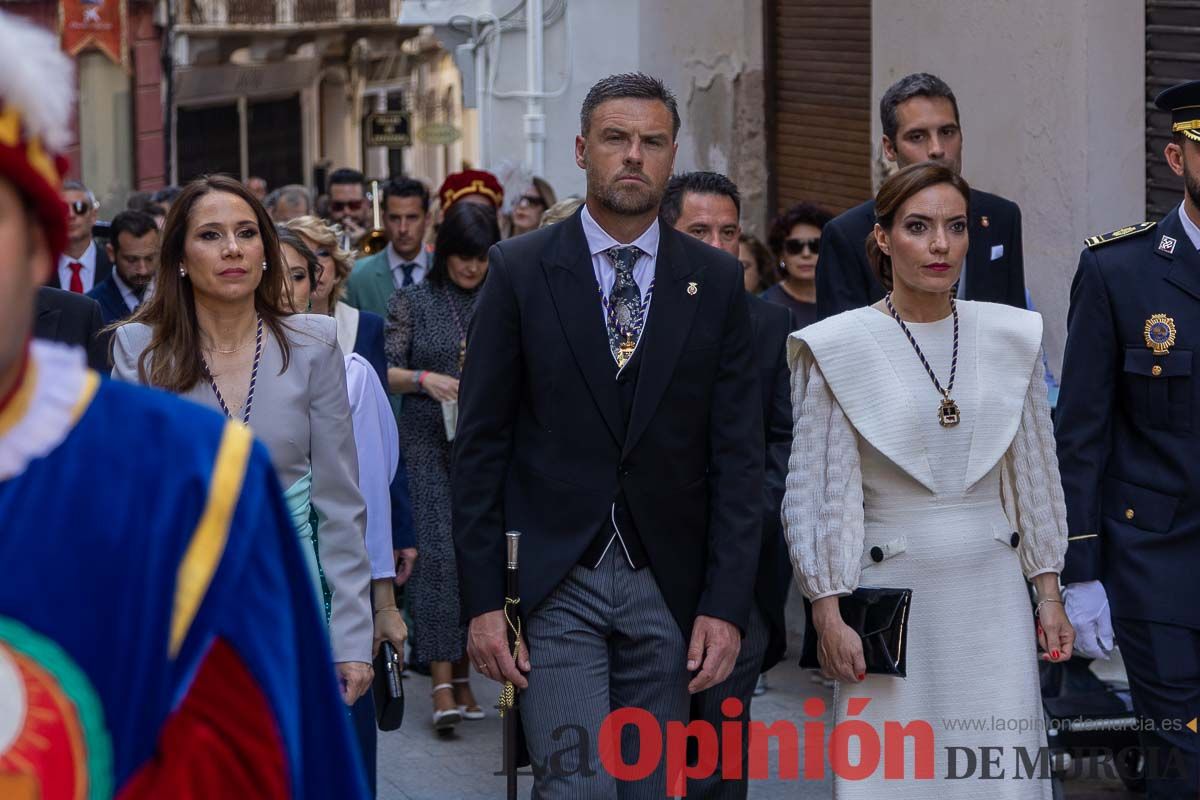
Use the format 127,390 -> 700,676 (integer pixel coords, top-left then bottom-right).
520,546 -> 690,799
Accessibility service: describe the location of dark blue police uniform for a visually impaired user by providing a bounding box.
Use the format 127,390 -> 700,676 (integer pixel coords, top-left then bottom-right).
1057,80 -> 1200,797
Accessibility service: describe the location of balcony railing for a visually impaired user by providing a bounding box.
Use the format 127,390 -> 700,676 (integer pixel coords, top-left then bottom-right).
183,0 -> 401,27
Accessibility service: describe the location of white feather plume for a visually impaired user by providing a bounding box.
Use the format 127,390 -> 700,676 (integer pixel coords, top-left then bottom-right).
0,11 -> 76,153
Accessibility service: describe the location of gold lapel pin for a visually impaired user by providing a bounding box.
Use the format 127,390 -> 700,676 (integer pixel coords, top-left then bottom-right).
687,282 -> 698,296
980,215 -> 990,228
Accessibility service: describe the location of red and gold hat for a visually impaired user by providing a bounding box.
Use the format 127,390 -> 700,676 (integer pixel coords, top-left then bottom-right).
0,11 -> 74,257
438,170 -> 504,210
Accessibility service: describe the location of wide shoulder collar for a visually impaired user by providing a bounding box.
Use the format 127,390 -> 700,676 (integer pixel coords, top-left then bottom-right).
789,307 -> 936,491
788,302 -> 1042,492
961,302 -> 1043,489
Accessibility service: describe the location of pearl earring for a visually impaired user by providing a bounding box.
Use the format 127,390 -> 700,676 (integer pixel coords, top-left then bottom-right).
178,265 -> 186,277
262,260 -> 268,271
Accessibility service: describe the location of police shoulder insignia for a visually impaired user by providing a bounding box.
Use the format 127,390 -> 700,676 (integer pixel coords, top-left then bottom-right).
1084,221 -> 1156,249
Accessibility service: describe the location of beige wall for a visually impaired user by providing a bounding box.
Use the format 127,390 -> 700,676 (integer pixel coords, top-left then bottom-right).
78,52 -> 134,216
872,0 -> 1144,371
458,0 -> 768,231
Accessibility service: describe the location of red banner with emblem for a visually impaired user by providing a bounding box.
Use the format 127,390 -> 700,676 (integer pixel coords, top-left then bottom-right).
60,0 -> 127,68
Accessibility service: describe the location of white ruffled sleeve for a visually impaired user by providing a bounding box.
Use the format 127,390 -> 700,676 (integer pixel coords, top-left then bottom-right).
782,348 -> 865,600
1004,353 -> 1068,579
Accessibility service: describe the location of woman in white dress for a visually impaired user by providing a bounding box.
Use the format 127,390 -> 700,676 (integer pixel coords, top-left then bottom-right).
784,162 -> 1075,798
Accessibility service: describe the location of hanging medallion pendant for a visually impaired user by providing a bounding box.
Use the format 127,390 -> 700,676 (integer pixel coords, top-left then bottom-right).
938,397 -> 961,427
616,334 -> 637,369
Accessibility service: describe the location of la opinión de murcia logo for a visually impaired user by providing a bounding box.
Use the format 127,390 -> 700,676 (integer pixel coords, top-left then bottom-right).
497,697 -> 1189,796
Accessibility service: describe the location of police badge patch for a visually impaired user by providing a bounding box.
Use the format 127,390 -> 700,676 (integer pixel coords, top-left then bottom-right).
1144,314 -> 1177,355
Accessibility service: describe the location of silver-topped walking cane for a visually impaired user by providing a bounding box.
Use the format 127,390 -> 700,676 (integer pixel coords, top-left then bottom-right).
499,530 -> 522,800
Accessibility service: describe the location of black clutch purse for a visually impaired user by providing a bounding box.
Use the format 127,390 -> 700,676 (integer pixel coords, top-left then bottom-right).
800,587 -> 912,677
373,641 -> 405,730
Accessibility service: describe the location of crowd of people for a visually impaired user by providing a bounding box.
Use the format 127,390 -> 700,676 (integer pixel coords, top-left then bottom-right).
6,6 -> 1200,799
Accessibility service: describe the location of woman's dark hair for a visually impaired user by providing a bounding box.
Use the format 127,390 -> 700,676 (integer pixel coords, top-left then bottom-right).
738,232 -> 775,292
276,225 -> 320,289
427,201 -> 501,286
122,174 -> 292,392
768,202 -> 833,258
866,162 -> 971,292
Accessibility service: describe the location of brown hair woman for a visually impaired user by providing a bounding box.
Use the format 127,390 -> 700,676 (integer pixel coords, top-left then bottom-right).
783,162 -> 1072,797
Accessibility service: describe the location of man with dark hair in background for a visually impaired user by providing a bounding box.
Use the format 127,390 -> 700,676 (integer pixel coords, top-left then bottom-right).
327,168 -> 369,250
661,170 -> 792,799
88,210 -> 159,323
816,72 -> 1025,319
454,73 -> 763,797
51,179 -> 111,293
344,177 -> 432,320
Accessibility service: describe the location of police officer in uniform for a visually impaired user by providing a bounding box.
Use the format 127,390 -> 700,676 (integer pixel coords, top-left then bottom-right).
1057,79 -> 1200,797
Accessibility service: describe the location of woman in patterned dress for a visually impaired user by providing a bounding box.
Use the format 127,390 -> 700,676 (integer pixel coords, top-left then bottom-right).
385,201 -> 500,732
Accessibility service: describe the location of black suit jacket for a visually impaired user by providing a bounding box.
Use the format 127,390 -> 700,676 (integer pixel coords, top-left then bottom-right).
48,241 -> 113,292
746,293 -> 793,671
1057,206 -> 1200,629
452,210 -> 765,636
86,275 -> 131,325
815,188 -> 1026,320
34,287 -> 110,372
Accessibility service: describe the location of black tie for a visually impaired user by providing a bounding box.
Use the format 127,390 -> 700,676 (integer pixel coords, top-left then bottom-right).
401,262 -> 417,287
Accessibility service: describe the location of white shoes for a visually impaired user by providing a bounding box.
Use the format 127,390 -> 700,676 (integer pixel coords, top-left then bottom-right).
431,683 -> 462,730
452,677 -> 486,720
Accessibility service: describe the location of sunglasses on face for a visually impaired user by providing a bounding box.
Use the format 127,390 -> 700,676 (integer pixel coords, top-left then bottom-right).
68,200 -> 94,216
330,199 -> 364,212
784,237 -> 820,256
517,194 -> 546,208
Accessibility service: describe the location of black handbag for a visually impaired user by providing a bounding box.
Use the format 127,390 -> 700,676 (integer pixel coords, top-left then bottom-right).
373,641 -> 405,730
800,587 -> 912,677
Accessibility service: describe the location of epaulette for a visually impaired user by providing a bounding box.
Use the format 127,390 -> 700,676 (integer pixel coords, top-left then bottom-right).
1085,221 -> 1156,249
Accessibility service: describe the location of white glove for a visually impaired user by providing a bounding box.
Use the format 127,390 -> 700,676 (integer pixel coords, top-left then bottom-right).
1063,580 -> 1114,660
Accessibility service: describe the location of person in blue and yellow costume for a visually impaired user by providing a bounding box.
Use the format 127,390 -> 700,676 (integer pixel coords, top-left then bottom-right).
0,11 -> 367,799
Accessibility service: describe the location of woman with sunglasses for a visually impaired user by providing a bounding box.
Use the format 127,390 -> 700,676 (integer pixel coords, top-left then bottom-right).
764,202 -> 834,330
506,175 -> 557,238
110,175 -> 376,719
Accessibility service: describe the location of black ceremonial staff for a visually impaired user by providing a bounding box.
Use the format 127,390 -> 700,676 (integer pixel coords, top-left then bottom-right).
498,530 -> 522,800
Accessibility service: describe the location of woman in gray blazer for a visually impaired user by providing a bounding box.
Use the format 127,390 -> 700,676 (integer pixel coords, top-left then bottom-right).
110,176 -> 375,707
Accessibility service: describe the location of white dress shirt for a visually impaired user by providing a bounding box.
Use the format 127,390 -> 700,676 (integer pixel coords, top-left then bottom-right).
579,204 -> 661,570
1179,201 -> 1200,251
111,270 -> 152,313
580,204 -> 660,333
57,240 -> 98,293
345,353 -> 399,580
387,245 -> 430,290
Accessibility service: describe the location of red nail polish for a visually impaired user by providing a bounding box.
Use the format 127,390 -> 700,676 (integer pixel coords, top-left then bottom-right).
1051,650 -> 1059,659
856,672 -> 865,681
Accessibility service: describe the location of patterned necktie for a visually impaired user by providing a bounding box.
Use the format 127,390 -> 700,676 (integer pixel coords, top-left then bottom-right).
68,262 -> 84,293
605,245 -> 643,367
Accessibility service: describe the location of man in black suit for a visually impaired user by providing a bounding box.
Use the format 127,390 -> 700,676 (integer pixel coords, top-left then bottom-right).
35,287 -> 109,371
50,180 -> 112,293
453,74 -> 763,797
815,72 -> 1025,319
87,210 -> 158,324
660,171 -> 792,800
